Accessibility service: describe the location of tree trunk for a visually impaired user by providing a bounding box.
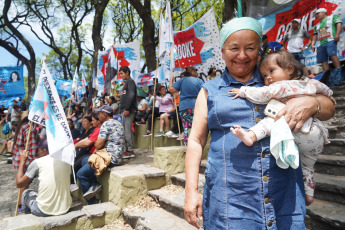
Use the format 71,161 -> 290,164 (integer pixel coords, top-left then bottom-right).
1,0 -> 36,101
91,0 -> 110,82
128,0 -> 156,72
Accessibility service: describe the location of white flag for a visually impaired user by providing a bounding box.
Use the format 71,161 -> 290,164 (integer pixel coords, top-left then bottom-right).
159,0 -> 176,77
71,68 -> 79,96
28,61 -> 75,166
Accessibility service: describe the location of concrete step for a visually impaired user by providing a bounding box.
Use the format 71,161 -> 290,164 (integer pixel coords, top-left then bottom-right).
170,173 -> 205,194
123,206 -> 199,230
200,159 -> 207,174
0,202 -> 121,230
314,173 -> 345,205
148,187 -> 186,219
315,155 -> 345,176
322,139 -> 345,156
77,149 -> 167,210
326,126 -> 345,139
307,199 -> 345,230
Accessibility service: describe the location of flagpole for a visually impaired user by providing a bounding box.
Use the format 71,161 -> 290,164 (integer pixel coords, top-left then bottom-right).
15,121 -> 33,216
151,9 -> 164,150
166,2 -> 182,146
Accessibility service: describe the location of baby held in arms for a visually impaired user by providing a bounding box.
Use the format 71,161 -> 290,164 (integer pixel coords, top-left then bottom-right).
229,50 -> 335,206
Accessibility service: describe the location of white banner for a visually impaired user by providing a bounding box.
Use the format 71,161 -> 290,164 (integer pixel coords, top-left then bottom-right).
29,61 -> 75,166
171,8 -> 225,82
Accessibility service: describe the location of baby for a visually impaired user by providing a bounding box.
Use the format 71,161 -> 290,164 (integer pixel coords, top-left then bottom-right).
229,50 -> 334,206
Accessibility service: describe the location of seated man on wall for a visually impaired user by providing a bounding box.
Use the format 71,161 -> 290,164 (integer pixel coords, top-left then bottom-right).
16,138 -> 72,216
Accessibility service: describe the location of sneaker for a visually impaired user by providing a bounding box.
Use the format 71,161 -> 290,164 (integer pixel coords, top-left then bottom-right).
143,132 -> 152,137
135,121 -> 146,125
165,130 -> 174,138
123,151 -> 135,159
171,133 -> 179,138
17,206 -> 24,214
83,184 -> 102,199
176,133 -> 185,141
70,184 -> 79,193
155,131 -> 165,137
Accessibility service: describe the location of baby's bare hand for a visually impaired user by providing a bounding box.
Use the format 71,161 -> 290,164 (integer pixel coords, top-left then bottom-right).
228,89 -> 240,100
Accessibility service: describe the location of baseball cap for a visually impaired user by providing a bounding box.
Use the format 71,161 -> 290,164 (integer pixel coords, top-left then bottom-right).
96,105 -> 113,114
315,8 -> 327,14
292,19 -> 301,23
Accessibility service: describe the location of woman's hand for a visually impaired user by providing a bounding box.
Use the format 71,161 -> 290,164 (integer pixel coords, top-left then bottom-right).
184,189 -> 203,229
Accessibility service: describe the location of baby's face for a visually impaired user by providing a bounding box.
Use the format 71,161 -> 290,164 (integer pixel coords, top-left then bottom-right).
260,61 -> 291,86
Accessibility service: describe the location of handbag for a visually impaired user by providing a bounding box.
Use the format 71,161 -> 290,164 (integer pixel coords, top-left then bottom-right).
2,122 -> 11,135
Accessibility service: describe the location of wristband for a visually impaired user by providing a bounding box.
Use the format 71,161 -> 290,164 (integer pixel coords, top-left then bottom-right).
313,97 -> 321,118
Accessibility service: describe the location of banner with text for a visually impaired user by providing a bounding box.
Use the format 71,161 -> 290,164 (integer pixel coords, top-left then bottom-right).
0,66 -> 25,100
29,61 -> 75,166
170,8 -> 225,82
258,0 -> 345,66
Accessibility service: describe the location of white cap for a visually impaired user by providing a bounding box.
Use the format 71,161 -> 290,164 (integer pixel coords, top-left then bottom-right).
315,8 -> 327,14
292,19 -> 301,23
4,110 -> 8,114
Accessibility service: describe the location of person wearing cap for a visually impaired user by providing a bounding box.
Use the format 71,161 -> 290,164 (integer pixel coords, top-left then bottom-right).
311,8 -> 342,71
119,66 -> 137,158
183,17 -> 335,229
283,18 -> 311,64
16,138 -> 72,216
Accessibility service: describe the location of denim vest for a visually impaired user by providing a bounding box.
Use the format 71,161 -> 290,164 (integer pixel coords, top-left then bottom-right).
202,68 -> 306,230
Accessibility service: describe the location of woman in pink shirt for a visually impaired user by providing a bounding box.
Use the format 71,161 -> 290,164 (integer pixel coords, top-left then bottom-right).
154,86 -> 174,137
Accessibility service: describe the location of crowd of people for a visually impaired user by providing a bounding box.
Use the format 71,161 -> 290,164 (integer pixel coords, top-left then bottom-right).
0,8 -> 343,229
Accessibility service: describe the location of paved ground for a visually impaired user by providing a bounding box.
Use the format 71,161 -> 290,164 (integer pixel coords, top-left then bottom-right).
0,156 -> 21,220
0,154 -> 39,221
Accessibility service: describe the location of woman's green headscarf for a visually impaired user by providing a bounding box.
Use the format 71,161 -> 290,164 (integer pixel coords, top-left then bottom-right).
220,17 -> 263,49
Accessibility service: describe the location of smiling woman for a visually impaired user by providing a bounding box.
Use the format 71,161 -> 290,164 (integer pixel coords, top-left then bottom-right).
183,17 -> 335,230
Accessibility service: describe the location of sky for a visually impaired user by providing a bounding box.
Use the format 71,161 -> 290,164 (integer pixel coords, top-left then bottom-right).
0,2 -> 115,77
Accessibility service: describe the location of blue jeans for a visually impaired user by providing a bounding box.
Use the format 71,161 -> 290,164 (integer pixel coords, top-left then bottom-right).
292,52 -> 305,64
22,189 -> 49,217
76,156 -> 98,204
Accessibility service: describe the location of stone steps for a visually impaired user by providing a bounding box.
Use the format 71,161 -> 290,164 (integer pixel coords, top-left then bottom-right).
307,199 -> 345,230
322,139 -> 345,156
122,206 -> 198,230
170,173 -> 205,194
314,173 -> 345,205
148,188 -> 186,220
0,202 -> 121,230
315,154 -> 345,176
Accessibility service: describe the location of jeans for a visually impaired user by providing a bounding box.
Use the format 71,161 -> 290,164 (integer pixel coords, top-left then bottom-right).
292,52 -> 305,64
76,156 -> 98,204
22,189 -> 49,217
121,111 -> 135,152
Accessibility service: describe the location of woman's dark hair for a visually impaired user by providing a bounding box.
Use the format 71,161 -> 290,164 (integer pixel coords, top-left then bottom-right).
67,118 -> 73,123
9,71 -> 21,82
208,67 -> 216,76
109,96 -> 116,103
92,113 -> 99,121
83,116 -> 92,122
182,66 -> 196,77
259,50 -> 304,79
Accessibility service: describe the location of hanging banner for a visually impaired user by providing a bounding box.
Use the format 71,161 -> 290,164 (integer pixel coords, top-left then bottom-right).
0,66 -> 25,99
134,66 -> 165,87
171,8 -> 225,82
97,40 -> 140,90
258,0 -> 345,66
54,78 -> 84,99
29,61 -> 75,166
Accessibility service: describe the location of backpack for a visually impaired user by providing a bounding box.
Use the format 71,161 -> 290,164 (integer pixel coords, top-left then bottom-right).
2,122 -> 11,135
